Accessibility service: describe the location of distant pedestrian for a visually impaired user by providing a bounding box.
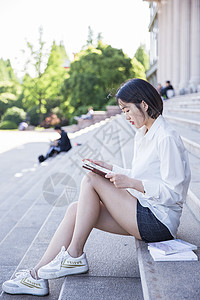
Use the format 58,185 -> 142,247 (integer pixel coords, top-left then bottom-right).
156,83 -> 163,95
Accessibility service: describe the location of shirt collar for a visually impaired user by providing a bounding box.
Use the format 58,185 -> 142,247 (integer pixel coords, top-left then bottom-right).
137,115 -> 163,141
145,115 -> 163,141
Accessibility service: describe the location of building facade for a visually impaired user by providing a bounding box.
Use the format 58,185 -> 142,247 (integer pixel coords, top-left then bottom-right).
145,0 -> 200,95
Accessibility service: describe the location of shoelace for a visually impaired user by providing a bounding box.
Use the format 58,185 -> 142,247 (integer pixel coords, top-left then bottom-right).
51,246 -> 66,264
14,269 -> 31,280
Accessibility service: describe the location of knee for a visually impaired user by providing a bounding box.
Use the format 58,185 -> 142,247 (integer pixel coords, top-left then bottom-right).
81,171 -> 98,187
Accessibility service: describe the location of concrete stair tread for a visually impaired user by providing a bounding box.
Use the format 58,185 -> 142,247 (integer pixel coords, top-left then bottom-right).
59,276 -> 143,300
164,112 -> 200,122
136,203 -> 200,300
167,122 -> 200,145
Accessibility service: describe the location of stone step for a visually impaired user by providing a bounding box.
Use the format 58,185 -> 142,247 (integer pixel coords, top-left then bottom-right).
164,101 -> 200,108
164,107 -> 200,115
165,93 -> 200,103
0,118 -> 114,225
0,119 -> 112,242
59,230 -> 142,300
136,202 -> 200,300
0,145 -> 68,206
164,114 -> 200,132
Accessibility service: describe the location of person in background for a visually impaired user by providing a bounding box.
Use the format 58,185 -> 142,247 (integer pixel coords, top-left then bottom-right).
18,121 -> 28,131
160,80 -> 174,99
38,125 -> 72,163
74,106 -> 94,121
156,83 -> 163,95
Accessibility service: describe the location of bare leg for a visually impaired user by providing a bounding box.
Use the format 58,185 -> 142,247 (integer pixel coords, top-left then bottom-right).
33,172 -> 141,276
67,172 -> 141,257
33,202 -> 77,274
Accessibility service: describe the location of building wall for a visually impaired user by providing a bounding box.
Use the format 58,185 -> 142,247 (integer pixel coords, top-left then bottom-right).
146,0 -> 200,95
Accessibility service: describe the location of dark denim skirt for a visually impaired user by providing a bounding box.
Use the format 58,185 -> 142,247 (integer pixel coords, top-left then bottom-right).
137,200 -> 173,243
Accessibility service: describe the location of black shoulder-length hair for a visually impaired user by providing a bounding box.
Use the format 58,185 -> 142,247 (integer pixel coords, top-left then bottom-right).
116,78 -> 163,119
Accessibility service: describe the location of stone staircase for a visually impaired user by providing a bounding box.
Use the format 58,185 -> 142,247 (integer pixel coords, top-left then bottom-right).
0,93 -> 200,300
0,116 -> 143,300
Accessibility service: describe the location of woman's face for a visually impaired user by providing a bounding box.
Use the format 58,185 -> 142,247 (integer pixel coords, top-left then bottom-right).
118,99 -> 148,129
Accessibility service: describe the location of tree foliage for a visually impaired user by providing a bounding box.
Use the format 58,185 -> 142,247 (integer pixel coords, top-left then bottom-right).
61,42 -> 133,121
0,59 -> 21,117
130,57 -> 146,79
22,28 -> 69,125
134,44 -> 150,71
2,106 -> 26,125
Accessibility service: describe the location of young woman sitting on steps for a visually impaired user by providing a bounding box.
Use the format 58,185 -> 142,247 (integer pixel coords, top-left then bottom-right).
2,78 -> 191,296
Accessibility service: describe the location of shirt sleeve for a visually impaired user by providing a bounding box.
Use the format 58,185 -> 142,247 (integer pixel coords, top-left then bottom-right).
112,164 -> 133,177
142,136 -> 186,203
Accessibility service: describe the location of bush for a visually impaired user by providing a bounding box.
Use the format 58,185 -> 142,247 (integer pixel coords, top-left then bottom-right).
2,106 -> 26,125
27,106 -> 40,126
0,120 -> 18,130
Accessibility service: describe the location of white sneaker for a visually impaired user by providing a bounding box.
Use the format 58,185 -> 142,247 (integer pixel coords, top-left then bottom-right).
38,246 -> 89,279
2,269 -> 49,296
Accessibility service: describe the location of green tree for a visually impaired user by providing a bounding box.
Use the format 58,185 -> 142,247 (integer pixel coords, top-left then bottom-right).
0,59 -> 18,82
61,43 -> 133,122
22,27 -> 47,124
130,57 -> 146,80
22,28 -> 69,125
86,26 -> 94,45
42,41 -> 68,113
0,59 -> 21,118
2,106 -> 26,125
134,44 -> 150,71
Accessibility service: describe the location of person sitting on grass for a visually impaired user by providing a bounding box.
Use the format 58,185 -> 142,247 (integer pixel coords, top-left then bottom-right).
2,78 -> 190,296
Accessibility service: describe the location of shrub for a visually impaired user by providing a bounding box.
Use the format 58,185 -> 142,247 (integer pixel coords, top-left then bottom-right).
0,120 -> 18,130
27,106 -> 40,126
2,106 -> 26,125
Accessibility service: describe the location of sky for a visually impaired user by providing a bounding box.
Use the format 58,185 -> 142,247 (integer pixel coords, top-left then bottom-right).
0,0 -> 150,76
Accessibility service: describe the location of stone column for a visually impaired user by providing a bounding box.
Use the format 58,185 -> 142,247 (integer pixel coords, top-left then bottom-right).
166,0 -> 173,82
179,0 -> 191,93
172,0 -> 180,94
189,0 -> 200,92
157,2 -> 162,84
159,1 -> 167,85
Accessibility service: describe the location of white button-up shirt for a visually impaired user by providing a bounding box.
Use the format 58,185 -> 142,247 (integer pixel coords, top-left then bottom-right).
113,115 -> 191,237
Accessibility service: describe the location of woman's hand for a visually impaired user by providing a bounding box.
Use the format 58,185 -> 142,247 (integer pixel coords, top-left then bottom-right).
83,159 -> 113,171
105,173 -> 145,193
105,173 -> 133,189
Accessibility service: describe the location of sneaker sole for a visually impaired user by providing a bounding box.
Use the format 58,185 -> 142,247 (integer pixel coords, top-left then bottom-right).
2,283 -> 49,296
38,265 -> 89,279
